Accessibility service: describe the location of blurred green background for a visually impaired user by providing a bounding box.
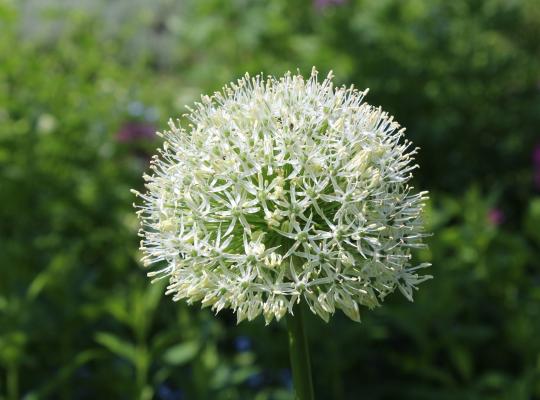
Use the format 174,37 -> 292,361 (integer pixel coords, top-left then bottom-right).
1,0 -> 540,399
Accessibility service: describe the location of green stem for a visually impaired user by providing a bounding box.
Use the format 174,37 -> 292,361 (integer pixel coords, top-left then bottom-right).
286,303 -> 315,400
7,363 -> 18,400
135,344 -> 150,400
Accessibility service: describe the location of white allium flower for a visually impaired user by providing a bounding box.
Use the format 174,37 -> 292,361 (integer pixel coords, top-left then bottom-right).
133,68 -> 431,324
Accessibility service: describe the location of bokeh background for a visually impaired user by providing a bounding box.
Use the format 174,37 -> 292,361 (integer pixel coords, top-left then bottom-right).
1,0 -> 540,399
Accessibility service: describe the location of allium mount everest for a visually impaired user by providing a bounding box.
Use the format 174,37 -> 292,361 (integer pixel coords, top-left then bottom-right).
133,68 -> 431,325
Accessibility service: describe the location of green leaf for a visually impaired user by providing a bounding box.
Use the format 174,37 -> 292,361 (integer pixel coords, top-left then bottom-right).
144,279 -> 166,314
95,332 -> 137,364
0,331 -> 27,365
162,341 -> 199,366
27,272 -> 50,301
231,366 -> 261,385
525,197 -> 540,244
23,350 -> 102,398
448,345 -> 473,381
102,296 -> 131,326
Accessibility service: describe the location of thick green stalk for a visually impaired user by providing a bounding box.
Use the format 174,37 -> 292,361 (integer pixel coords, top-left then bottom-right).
286,303 -> 315,400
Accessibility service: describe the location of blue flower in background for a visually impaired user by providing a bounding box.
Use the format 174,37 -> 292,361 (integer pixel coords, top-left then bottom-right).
145,106 -> 160,122
279,368 -> 293,390
246,372 -> 265,389
234,335 -> 252,352
127,101 -> 160,122
128,101 -> 146,118
158,384 -> 185,400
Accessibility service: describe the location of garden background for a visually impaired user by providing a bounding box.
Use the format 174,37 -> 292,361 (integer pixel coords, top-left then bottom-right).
1,0 -> 540,399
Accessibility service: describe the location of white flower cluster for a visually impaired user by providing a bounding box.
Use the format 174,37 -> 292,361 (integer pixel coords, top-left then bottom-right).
134,68 -> 431,324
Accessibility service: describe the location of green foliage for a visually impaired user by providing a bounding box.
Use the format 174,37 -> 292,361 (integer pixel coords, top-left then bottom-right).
0,0 -> 539,399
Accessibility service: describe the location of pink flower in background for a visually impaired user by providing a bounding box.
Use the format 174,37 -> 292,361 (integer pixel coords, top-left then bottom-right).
487,208 -> 505,226
314,0 -> 346,10
116,122 -> 156,143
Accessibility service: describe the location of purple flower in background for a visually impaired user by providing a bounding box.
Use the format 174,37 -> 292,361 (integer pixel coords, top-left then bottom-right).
487,208 -> 505,226
533,145 -> 540,166
116,122 -> 156,143
533,145 -> 540,190
314,0 -> 346,10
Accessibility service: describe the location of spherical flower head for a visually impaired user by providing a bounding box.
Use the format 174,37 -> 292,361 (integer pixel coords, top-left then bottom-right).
134,68 -> 431,324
